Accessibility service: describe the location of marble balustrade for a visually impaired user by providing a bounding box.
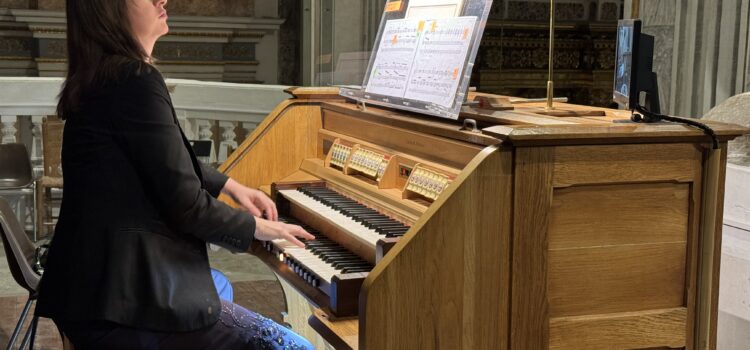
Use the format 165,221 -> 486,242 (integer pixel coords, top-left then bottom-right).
0,77 -> 290,232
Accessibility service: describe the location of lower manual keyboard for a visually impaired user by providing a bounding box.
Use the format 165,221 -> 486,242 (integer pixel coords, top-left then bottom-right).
259,217 -> 373,316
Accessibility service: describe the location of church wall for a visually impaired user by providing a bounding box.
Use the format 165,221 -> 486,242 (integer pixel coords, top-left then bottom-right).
475,0 -> 623,107
28,0 -> 256,16
0,0 -> 288,84
626,0 -> 750,117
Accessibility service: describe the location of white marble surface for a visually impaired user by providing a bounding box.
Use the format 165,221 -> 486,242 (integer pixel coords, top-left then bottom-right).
704,93 -> 750,167
718,164 -> 750,349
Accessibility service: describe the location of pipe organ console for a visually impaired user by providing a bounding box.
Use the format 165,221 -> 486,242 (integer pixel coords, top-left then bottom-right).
218,88 -> 749,349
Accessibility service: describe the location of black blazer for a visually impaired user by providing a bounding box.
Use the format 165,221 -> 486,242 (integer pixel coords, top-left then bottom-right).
35,63 -> 256,332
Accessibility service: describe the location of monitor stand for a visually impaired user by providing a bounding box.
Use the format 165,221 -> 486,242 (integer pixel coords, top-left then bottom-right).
638,72 -> 661,115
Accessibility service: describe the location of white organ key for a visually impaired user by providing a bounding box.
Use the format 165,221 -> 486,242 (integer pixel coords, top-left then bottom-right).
278,189 -> 382,249
269,239 -> 340,283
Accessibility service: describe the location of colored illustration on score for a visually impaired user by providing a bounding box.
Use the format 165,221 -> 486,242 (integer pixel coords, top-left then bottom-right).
384,0 -> 402,12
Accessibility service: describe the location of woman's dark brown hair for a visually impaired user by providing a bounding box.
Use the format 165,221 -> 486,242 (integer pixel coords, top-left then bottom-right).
57,0 -> 152,119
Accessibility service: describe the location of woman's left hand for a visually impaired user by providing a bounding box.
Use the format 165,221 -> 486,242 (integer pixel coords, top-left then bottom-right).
222,179 -> 278,221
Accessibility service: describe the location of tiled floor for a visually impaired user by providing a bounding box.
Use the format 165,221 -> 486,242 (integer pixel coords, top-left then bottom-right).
0,239 -> 287,349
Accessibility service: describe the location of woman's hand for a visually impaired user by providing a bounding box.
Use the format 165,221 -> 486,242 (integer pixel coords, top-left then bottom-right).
222,178 -> 278,221
254,218 -> 315,248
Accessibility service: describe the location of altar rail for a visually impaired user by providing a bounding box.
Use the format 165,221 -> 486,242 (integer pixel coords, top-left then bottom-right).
0,77 -> 289,232
0,77 -> 291,175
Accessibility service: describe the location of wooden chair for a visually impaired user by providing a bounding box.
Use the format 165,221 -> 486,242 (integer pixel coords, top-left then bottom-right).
35,117 -> 64,240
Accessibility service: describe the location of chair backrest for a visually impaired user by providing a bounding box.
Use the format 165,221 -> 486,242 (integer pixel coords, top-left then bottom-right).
0,143 -> 33,188
42,118 -> 65,178
0,197 -> 39,295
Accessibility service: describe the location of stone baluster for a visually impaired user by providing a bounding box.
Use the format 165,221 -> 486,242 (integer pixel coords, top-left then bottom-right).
30,115 -> 44,178
1,115 -> 18,144
217,121 -> 238,164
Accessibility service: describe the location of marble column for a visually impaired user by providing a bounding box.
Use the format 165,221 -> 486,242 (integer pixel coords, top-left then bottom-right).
255,0 -> 280,84
218,121 -> 238,163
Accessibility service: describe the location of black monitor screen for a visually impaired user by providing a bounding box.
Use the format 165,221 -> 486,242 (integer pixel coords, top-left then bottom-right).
613,19 -> 641,109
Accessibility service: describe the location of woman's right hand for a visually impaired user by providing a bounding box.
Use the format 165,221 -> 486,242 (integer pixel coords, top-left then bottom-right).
254,218 -> 315,248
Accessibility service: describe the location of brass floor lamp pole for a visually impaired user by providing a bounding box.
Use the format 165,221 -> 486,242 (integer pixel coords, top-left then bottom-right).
546,0 -> 555,111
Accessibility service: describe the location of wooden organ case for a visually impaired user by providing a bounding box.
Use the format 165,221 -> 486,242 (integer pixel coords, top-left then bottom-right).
218,88 -> 749,350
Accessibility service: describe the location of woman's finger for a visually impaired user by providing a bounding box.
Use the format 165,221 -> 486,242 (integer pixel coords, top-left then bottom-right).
270,201 -> 279,221
282,232 -> 306,248
242,198 -> 262,217
290,225 -> 315,240
260,197 -> 277,221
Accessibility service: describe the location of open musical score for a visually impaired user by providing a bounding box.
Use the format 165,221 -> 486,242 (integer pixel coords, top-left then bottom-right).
365,16 -> 478,109
403,16 -> 477,108
366,18 -> 423,97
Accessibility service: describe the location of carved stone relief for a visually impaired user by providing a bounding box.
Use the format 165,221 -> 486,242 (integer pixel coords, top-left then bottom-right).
595,46 -> 616,70
39,39 -> 67,58
36,0 -> 64,11
223,43 -> 256,61
153,42 -> 223,61
506,1 -> 586,21
490,1 -> 623,22
600,3 -> 620,21
489,0 -> 506,17
32,0 -> 255,14
0,37 -> 32,56
0,1 -> 284,83
556,3 -> 587,20
472,0 -> 623,106
0,0 -> 29,8
277,0 -> 300,85
476,0 -> 622,106
167,0 -> 255,17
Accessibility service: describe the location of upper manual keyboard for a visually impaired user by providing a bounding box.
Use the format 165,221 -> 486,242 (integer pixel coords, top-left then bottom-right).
277,186 -> 410,249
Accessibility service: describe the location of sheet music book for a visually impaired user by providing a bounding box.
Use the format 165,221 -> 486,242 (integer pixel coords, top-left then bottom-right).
340,0 -> 492,120
365,19 -> 423,98
405,0 -> 466,18
365,16 -> 477,109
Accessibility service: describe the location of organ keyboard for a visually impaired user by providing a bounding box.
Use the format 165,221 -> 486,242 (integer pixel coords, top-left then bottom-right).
218,88 -> 749,349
